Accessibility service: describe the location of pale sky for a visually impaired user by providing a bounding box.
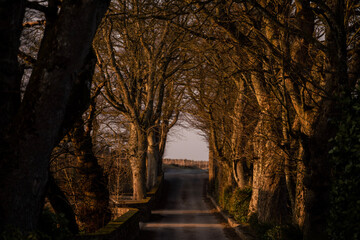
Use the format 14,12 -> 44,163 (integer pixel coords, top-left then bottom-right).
164,125 -> 209,161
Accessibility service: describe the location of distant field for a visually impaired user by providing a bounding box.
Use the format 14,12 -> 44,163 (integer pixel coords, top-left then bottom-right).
163,158 -> 209,170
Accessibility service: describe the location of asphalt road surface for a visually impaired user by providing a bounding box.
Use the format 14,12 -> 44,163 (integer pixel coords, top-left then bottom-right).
137,167 -> 238,240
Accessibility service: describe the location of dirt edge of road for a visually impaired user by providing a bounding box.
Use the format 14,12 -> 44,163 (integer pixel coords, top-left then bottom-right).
202,180 -> 244,240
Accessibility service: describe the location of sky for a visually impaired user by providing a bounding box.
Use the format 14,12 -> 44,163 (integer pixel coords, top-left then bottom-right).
164,124 -> 209,161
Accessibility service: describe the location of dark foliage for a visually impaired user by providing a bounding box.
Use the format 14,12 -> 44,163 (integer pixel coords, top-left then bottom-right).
328,88 -> 360,240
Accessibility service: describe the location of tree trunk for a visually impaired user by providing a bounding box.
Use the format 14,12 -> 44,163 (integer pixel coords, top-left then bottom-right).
232,160 -> 248,189
293,142 -> 306,229
0,1 -> 109,231
286,1 -> 346,238
158,124 -> 168,175
146,129 -> 159,190
129,123 -> 147,200
230,85 -> 247,190
248,116 -> 290,224
208,141 -> 216,194
70,118 -> 111,233
231,82 -> 257,189
248,56 -> 290,224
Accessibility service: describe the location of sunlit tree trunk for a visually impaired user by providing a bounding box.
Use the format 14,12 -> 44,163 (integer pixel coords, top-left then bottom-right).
230,81 -> 257,190
208,140 -> 216,193
146,129 -> 159,189
230,86 -> 248,190
293,141 -> 306,228
129,123 -> 147,200
248,55 -> 290,224
285,1 -> 346,237
249,115 -> 290,224
157,124 -> 166,175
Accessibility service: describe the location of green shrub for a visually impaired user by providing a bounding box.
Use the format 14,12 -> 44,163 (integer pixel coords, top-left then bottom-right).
216,185 -> 252,223
229,188 -> 252,223
222,185 -> 233,210
328,89 -> 360,240
217,184 -> 231,210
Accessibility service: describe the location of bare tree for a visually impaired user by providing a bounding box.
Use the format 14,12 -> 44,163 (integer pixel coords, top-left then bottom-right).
0,0 -> 109,232
182,1 -> 360,238
94,0 -> 190,199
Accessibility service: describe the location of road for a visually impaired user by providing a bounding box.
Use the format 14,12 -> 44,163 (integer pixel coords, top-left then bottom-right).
137,167 -> 238,240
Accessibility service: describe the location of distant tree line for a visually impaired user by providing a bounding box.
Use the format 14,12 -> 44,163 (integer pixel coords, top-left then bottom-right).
163,158 -> 209,170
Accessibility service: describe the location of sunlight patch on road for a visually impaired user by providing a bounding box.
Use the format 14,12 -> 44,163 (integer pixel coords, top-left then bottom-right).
151,210 -> 215,215
144,223 -> 224,228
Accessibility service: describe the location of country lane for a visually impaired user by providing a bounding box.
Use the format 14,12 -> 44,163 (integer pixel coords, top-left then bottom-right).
137,166 -> 239,240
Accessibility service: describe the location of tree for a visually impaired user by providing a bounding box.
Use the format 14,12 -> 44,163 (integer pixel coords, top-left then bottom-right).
182,0 -> 360,238
68,85 -> 111,232
0,0 -> 110,232
95,0 -> 190,199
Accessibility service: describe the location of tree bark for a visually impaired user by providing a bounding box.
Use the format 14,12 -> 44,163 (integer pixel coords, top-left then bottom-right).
0,0 -> 109,231
230,85 -> 248,190
232,160 -> 248,190
230,81 -> 257,189
208,140 -> 216,194
286,1 -> 346,238
146,129 -> 159,190
70,118 -> 111,233
157,124 -> 165,175
293,141 -> 306,229
158,122 -> 168,160
248,53 -> 290,224
129,123 -> 147,200
249,114 -> 290,224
